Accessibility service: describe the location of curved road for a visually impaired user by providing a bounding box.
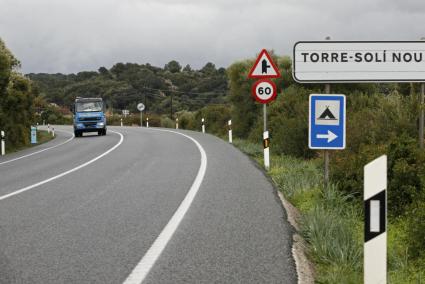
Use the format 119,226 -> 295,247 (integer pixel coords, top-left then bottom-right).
0,126 -> 296,283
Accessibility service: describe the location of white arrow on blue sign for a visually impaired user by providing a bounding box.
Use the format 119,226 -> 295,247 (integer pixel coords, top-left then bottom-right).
309,94 -> 346,149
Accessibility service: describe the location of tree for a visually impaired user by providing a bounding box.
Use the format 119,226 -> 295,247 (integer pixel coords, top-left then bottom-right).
183,64 -> 192,72
0,38 -> 34,148
164,60 -> 181,73
200,62 -> 216,75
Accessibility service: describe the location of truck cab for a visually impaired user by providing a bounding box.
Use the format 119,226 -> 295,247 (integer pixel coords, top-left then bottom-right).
72,97 -> 107,137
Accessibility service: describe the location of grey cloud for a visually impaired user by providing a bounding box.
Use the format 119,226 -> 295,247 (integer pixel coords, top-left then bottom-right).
0,0 -> 424,73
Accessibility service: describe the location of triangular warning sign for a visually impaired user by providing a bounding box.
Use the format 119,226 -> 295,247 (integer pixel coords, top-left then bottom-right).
318,107 -> 337,120
248,49 -> 281,79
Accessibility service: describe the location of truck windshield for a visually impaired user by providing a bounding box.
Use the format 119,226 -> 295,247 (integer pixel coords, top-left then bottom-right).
76,101 -> 103,112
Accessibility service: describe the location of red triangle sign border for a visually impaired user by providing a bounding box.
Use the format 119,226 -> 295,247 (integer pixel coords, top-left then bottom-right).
248,49 -> 281,79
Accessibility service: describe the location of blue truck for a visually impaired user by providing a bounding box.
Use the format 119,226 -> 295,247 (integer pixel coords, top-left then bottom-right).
72,97 -> 107,137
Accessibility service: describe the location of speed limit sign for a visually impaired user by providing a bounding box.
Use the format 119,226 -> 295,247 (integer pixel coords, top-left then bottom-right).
251,79 -> 277,104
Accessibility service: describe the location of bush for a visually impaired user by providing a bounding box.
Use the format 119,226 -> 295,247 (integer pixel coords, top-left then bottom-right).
160,116 -> 174,128
406,200 -> 425,259
387,135 -> 425,217
195,104 -> 231,136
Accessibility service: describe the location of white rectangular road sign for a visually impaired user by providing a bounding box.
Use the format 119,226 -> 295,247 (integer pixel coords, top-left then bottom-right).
293,41 -> 425,82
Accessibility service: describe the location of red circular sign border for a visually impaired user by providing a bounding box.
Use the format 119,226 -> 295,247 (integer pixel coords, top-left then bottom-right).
251,79 -> 277,104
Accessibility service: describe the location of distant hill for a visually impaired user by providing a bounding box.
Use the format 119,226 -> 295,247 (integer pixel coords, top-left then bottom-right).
28,61 -> 228,114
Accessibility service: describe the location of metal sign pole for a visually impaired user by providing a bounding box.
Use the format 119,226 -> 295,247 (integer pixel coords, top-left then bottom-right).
263,104 -> 270,170
140,111 -> 143,127
324,83 -> 331,186
420,83 -> 424,148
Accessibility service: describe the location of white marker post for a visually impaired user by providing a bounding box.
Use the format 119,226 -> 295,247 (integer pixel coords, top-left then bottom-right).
176,118 -> 179,129
1,130 -> 5,156
52,127 -> 55,137
146,117 -> 149,128
228,120 -> 232,144
202,118 -> 205,133
263,131 -> 270,170
47,124 -> 50,134
120,118 -> 123,127
364,155 -> 387,284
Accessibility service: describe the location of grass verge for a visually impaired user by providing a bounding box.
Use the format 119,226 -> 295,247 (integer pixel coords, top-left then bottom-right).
5,130 -> 55,154
233,138 -> 424,284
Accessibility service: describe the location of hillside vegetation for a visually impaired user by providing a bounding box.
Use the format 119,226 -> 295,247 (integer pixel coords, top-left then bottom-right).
28,60 -> 227,115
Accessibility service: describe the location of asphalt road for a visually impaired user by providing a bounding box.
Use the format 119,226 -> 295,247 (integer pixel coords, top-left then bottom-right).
0,126 -> 296,284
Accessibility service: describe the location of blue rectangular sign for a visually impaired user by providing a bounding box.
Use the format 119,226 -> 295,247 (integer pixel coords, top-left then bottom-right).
309,94 -> 346,149
31,126 -> 37,144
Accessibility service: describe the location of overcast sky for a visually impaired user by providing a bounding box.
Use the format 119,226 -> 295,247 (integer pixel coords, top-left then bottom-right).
1,0 -> 425,74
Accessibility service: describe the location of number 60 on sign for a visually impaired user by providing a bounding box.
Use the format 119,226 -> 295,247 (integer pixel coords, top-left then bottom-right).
251,79 -> 277,104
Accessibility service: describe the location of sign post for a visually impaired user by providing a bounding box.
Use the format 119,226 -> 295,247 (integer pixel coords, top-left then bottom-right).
364,155 -> 387,284
137,103 -> 145,127
249,49 -> 280,170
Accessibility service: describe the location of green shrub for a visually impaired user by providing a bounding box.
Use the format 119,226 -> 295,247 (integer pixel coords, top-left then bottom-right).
405,200 -> 425,259
160,116 -> 174,128
387,135 -> 425,217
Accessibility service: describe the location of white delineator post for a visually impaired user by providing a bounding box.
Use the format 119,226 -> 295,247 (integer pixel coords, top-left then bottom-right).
52,127 -> 55,137
120,118 -> 123,127
47,124 -> 51,134
202,118 -> 205,133
263,131 -> 270,170
364,155 -> 387,284
1,130 -> 5,156
146,117 -> 149,128
228,120 -> 232,144
176,118 -> 179,129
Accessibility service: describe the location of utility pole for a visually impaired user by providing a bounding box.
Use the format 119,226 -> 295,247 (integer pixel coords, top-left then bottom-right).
420,37 -> 425,148
170,93 -> 173,119
420,83 -> 424,148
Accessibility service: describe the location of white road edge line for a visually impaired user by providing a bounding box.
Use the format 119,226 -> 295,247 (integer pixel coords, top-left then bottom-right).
0,129 -> 75,166
0,130 -> 124,202
123,129 -> 207,284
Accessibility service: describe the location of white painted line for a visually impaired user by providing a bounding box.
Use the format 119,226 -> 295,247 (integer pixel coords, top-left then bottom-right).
0,129 -> 75,166
0,130 -> 124,201
123,129 -> 207,284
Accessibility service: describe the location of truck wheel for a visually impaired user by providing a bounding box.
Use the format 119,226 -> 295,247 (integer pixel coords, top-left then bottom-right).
103,129 -> 107,136
98,131 -> 102,136
74,131 -> 80,137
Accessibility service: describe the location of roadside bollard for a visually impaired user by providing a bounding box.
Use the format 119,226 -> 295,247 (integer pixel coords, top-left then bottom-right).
146,117 -> 149,128
1,130 -> 5,156
228,120 -> 232,144
176,118 -> 179,129
263,131 -> 270,170
202,118 -> 205,133
47,124 -> 51,133
120,118 -> 123,127
52,127 -> 55,137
